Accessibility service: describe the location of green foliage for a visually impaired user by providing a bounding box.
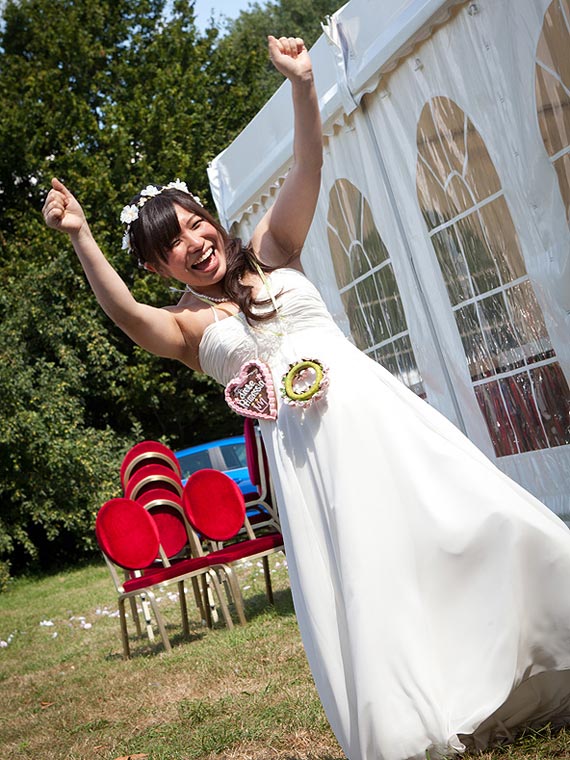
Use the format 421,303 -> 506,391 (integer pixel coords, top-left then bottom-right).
0,559 -> 10,593
0,0 -> 340,578
211,0 -> 340,141
0,246 -> 130,569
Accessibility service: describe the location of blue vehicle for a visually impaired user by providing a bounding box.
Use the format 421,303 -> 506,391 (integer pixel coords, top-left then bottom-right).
175,436 -> 256,500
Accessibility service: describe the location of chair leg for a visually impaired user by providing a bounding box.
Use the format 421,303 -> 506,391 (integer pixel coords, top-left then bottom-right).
222,565 -> 247,625
205,577 -> 220,624
128,596 -> 143,637
190,575 -> 207,623
118,598 -> 131,659
221,569 -> 234,605
208,570 -> 234,630
262,555 -> 274,604
140,594 -> 155,642
201,575 -> 213,628
122,569 -> 142,637
177,580 -> 190,638
146,591 -> 172,654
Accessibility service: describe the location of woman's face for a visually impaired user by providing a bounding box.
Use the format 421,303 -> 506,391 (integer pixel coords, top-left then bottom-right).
153,204 -> 228,290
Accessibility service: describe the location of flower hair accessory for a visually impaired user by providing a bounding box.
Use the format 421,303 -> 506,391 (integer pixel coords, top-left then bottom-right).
120,179 -> 202,251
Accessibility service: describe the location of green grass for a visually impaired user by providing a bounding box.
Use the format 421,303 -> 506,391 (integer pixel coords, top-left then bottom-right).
1,557 -> 570,760
0,556 -> 341,760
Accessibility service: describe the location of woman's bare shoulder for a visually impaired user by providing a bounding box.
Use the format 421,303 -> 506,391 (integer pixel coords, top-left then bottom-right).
163,296 -> 240,371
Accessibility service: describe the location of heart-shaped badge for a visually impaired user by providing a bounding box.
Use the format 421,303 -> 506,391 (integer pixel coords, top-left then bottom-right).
225,360 -> 278,420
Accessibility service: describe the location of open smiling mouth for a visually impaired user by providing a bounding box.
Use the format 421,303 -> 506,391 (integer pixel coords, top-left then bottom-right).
191,247 -> 214,271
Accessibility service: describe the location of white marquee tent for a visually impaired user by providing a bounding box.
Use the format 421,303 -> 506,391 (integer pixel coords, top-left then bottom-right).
208,0 -> 570,515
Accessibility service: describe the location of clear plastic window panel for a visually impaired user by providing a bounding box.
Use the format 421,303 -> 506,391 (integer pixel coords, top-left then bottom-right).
474,365 -> 570,456
327,178 -> 426,397
536,0 -> 570,224
372,336 -> 426,399
417,96 -> 570,456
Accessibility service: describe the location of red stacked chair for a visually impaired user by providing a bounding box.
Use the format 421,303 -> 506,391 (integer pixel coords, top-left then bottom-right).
120,442 -> 214,630
120,440 -> 181,491
243,418 -> 280,530
182,469 -> 285,619
95,497 -> 238,658
135,488 -> 189,559
121,442 -> 187,557
107,442 -> 211,650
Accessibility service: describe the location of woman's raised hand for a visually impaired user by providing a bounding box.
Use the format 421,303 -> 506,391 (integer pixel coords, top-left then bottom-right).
42,178 -> 87,236
268,35 -> 312,82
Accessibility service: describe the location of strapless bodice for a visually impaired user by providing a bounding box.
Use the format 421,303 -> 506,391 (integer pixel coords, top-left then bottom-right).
198,268 -> 344,387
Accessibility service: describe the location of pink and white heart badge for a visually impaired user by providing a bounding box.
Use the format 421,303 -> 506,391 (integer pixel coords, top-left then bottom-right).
225,359 -> 278,420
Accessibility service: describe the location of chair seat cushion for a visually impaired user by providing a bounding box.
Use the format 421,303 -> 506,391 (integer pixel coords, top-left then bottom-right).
209,532 -> 284,563
122,533 -> 284,592
123,555 -> 213,591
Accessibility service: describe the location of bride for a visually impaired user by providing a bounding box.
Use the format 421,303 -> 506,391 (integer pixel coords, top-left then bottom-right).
43,33 -> 570,760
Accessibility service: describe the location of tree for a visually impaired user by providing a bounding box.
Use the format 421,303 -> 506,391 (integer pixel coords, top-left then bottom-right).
0,0 -> 342,579
0,0 -> 236,577
209,0 -> 340,145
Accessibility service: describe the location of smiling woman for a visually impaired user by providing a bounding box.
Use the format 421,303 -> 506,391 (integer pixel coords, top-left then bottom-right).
124,187 -> 230,290
42,35 -> 319,374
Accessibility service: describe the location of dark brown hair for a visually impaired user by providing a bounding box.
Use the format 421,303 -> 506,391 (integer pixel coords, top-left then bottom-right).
125,188 -> 276,324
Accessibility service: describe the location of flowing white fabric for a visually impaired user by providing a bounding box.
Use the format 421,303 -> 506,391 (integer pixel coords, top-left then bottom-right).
199,268 -> 570,760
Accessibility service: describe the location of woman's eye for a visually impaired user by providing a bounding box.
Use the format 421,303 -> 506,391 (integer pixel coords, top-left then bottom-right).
191,219 -> 202,230
169,238 -> 182,249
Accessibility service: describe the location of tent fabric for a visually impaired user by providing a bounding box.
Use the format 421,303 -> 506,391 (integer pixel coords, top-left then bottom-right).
208,0 -> 466,227
322,0 -> 469,104
208,0 -> 570,516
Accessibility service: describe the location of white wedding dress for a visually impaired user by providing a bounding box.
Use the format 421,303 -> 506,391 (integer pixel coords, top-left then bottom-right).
199,267 -> 570,760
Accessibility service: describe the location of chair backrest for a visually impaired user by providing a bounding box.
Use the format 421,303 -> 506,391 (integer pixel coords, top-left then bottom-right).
182,469 -> 245,542
243,418 -> 260,487
243,418 -> 271,492
135,488 -> 189,558
124,463 -> 183,500
95,498 -> 160,570
120,440 -> 181,490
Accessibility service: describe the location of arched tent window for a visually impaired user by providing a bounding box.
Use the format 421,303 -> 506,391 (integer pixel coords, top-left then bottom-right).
535,0 -> 570,224
327,179 -> 425,397
416,96 -> 570,457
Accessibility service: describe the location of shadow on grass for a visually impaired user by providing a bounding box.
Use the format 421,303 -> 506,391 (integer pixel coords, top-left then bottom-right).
462,722 -> 570,758
242,586 -> 295,621
104,587 -> 295,659
104,625 -> 207,660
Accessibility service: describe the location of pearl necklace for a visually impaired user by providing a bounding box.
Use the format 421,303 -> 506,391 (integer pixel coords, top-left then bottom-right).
184,284 -> 230,303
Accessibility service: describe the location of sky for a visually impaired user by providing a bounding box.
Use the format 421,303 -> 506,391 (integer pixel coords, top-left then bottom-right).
192,0 -> 255,33
0,1 -> 257,36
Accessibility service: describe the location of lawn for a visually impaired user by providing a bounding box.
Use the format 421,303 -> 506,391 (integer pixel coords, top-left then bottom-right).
1,556 -> 569,760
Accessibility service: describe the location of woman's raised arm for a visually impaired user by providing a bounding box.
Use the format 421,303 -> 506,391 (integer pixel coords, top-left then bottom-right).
251,36 -> 323,270
42,179 -> 193,364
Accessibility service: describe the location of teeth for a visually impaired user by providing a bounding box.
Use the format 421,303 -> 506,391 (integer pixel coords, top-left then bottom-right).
195,247 -> 213,265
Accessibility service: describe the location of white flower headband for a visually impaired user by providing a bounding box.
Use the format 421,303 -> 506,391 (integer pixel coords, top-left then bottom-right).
120,179 -> 202,251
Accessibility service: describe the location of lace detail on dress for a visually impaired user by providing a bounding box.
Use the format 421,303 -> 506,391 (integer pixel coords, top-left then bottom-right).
242,309 -> 292,363
198,268 -> 338,386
